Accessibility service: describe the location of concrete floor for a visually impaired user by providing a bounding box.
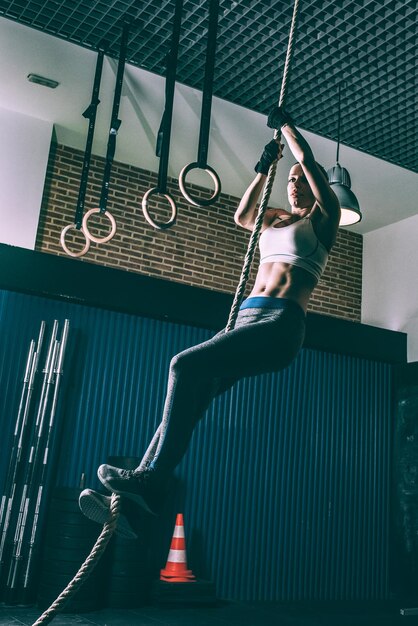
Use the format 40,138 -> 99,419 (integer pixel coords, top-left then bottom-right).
2,601 -> 418,626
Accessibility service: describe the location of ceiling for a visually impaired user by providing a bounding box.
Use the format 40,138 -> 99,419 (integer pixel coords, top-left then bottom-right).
0,0 -> 417,174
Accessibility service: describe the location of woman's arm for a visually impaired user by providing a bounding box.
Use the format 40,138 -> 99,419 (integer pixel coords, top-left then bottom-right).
234,173 -> 267,230
234,140 -> 285,232
281,122 -> 340,223
267,106 -> 340,223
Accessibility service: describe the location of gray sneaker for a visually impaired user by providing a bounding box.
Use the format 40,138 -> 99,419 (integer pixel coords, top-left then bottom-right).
97,464 -> 164,515
78,488 -> 138,540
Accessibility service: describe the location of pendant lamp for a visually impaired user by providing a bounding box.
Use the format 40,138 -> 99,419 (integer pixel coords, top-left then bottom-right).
327,84 -> 362,226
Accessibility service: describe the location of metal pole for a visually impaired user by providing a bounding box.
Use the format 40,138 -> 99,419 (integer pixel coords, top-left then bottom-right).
0,340 -> 35,534
23,320 -> 70,593
6,323 -> 59,597
35,321 -> 59,429
0,323 -> 45,586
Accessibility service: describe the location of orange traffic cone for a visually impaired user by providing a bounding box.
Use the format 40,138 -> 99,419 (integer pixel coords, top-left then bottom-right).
160,513 -> 196,583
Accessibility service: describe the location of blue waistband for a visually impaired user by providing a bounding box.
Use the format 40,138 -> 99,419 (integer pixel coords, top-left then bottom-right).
239,296 -> 305,316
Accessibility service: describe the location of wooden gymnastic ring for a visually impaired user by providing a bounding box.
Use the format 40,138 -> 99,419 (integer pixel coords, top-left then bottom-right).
142,188 -> 177,230
82,208 -> 117,244
178,162 -> 221,207
60,224 -> 90,258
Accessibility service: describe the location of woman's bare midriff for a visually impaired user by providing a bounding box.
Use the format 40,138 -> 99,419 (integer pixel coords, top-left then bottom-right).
249,262 -> 317,313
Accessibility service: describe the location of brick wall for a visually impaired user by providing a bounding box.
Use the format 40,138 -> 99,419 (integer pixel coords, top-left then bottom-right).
36,144 -> 362,321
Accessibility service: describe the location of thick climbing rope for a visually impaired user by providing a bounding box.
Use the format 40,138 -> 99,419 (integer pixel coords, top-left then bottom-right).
31,493 -> 120,626
225,0 -> 300,332
31,2 -> 300,624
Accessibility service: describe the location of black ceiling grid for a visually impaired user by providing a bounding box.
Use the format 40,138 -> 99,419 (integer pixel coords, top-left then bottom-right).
0,0 -> 416,172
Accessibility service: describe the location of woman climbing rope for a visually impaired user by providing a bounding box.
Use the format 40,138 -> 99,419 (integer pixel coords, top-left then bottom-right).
80,106 -> 341,534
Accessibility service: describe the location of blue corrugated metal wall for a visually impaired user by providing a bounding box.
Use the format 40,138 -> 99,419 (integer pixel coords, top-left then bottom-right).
0,288 -> 393,601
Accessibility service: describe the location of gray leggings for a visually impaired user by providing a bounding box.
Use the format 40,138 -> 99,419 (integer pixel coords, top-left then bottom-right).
139,298 -> 306,476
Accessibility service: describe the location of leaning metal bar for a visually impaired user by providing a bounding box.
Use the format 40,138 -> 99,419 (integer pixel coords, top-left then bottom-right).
225,0 -> 301,333
178,0 -> 221,208
28,325 -> 121,625
60,48 -> 105,258
0,341 -> 35,536
0,340 -> 35,581
142,0 -> 183,230
35,321 -> 59,429
24,320 -> 70,591
0,322 -> 45,573
6,340 -> 59,594
4,321 -> 57,593
83,22 -> 131,244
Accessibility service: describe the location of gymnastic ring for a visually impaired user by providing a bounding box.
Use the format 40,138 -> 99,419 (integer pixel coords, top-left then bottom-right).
60,223 -> 91,258
142,188 -> 177,230
178,162 -> 221,207
82,208 -> 117,244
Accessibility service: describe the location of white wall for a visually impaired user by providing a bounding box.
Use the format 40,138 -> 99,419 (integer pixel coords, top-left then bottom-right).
362,214 -> 418,362
0,107 -> 52,249
1,18 -> 418,237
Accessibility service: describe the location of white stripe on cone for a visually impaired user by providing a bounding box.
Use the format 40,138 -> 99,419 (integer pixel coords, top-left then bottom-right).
173,525 -> 185,538
166,548 -> 188,563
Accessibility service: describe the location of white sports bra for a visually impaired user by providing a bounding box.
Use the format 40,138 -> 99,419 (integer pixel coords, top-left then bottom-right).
259,216 -> 329,281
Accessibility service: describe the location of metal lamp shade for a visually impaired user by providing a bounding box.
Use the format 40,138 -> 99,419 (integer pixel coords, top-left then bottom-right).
327,163 -> 362,226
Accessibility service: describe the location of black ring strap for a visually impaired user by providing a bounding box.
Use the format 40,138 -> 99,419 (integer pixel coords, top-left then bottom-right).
99,21 -> 131,214
74,48 -> 105,229
197,0 -> 219,169
156,0 -> 183,194
178,0 -> 221,207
